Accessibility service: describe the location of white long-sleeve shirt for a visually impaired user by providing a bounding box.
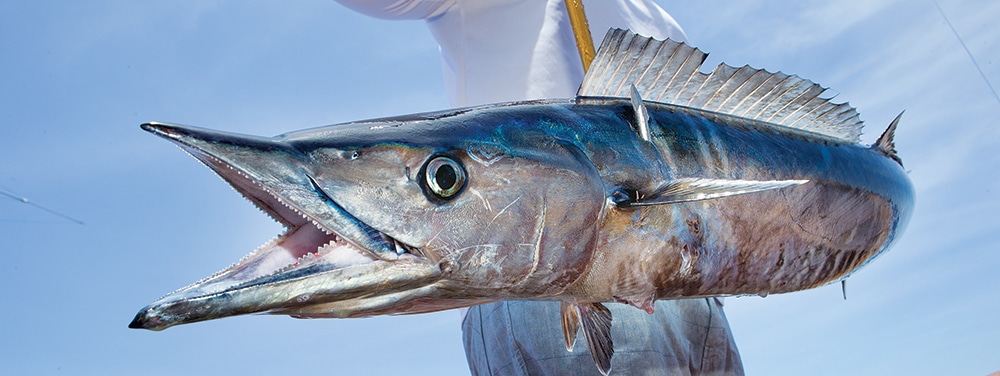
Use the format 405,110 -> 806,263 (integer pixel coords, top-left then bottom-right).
336,0 -> 686,107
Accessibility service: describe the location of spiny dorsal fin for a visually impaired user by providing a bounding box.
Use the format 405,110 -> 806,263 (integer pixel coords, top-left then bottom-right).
579,29 -> 864,143
560,301 -> 581,352
875,112 -> 903,166
576,303 -> 614,375
623,178 -> 808,207
629,84 -> 652,141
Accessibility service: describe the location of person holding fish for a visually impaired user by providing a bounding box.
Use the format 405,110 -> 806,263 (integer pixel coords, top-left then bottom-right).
334,1 -> 744,374
131,1 -> 911,374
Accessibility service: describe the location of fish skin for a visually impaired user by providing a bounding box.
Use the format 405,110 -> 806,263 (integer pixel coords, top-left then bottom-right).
129,31 -> 913,373
131,97 -> 911,321
562,98 -> 912,303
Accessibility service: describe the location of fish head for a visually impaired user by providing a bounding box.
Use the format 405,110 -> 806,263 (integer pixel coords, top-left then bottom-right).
131,110 -> 606,330
293,115 -> 608,293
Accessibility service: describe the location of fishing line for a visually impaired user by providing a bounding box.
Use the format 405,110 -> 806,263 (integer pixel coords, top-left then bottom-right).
0,186 -> 84,225
933,0 -> 1000,108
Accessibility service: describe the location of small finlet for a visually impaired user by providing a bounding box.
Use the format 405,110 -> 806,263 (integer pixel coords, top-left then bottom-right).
629,84 -> 651,142
577,303 -> 614,375
623,178 -> 808,207
841,279 -> 848,300
560,301 -> 581,352
874,112 -> 903,166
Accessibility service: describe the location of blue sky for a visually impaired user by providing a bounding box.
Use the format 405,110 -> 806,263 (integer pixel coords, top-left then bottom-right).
1,1 -> 997,374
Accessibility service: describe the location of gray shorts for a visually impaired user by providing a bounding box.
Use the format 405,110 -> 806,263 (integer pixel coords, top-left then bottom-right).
462,299 -> 743,375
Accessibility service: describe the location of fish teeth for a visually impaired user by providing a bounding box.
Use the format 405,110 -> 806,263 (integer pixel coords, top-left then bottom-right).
189,149 -> 410,268
312,219 -> 333,236
386,236 -> 425,258
270,239 -> 341,275
393,238 -> 406,255
208,152 -> 332,236
179,137 -> 340,238
315,239 -> 337,255
153,232 -> 287,301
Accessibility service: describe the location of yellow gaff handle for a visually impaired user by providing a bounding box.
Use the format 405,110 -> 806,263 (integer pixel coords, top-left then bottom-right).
564,0 -> 596,72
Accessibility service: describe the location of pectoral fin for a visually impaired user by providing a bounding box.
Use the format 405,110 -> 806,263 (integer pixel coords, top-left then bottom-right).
560,302 -> 614,375
622,178 -> 808,207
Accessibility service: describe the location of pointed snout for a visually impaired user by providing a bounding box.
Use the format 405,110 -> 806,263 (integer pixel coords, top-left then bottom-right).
141,122 -> 292,155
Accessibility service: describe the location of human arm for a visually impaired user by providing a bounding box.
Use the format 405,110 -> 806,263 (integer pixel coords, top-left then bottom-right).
334,0 -> 455,20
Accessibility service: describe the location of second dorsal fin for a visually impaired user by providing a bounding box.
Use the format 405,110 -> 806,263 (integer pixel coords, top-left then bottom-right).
578,29 -> 864,143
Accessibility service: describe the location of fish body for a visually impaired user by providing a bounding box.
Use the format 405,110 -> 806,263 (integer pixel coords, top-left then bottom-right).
130,30 -> 913,374
479,98 -> 910,306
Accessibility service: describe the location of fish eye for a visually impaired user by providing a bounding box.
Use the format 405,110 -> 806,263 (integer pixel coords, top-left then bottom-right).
424,156 -> 466,200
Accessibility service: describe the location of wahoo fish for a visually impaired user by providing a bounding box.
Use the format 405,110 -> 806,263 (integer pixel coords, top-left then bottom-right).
130,30 -> 913,374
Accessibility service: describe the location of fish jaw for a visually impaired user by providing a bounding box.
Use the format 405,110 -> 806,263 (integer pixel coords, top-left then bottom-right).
130,123 -> 442,330
131,107 -> 615,329
130,257 -> 444,330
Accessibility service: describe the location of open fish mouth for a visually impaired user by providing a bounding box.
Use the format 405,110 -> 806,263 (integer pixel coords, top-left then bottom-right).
129,122 -> 441,331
